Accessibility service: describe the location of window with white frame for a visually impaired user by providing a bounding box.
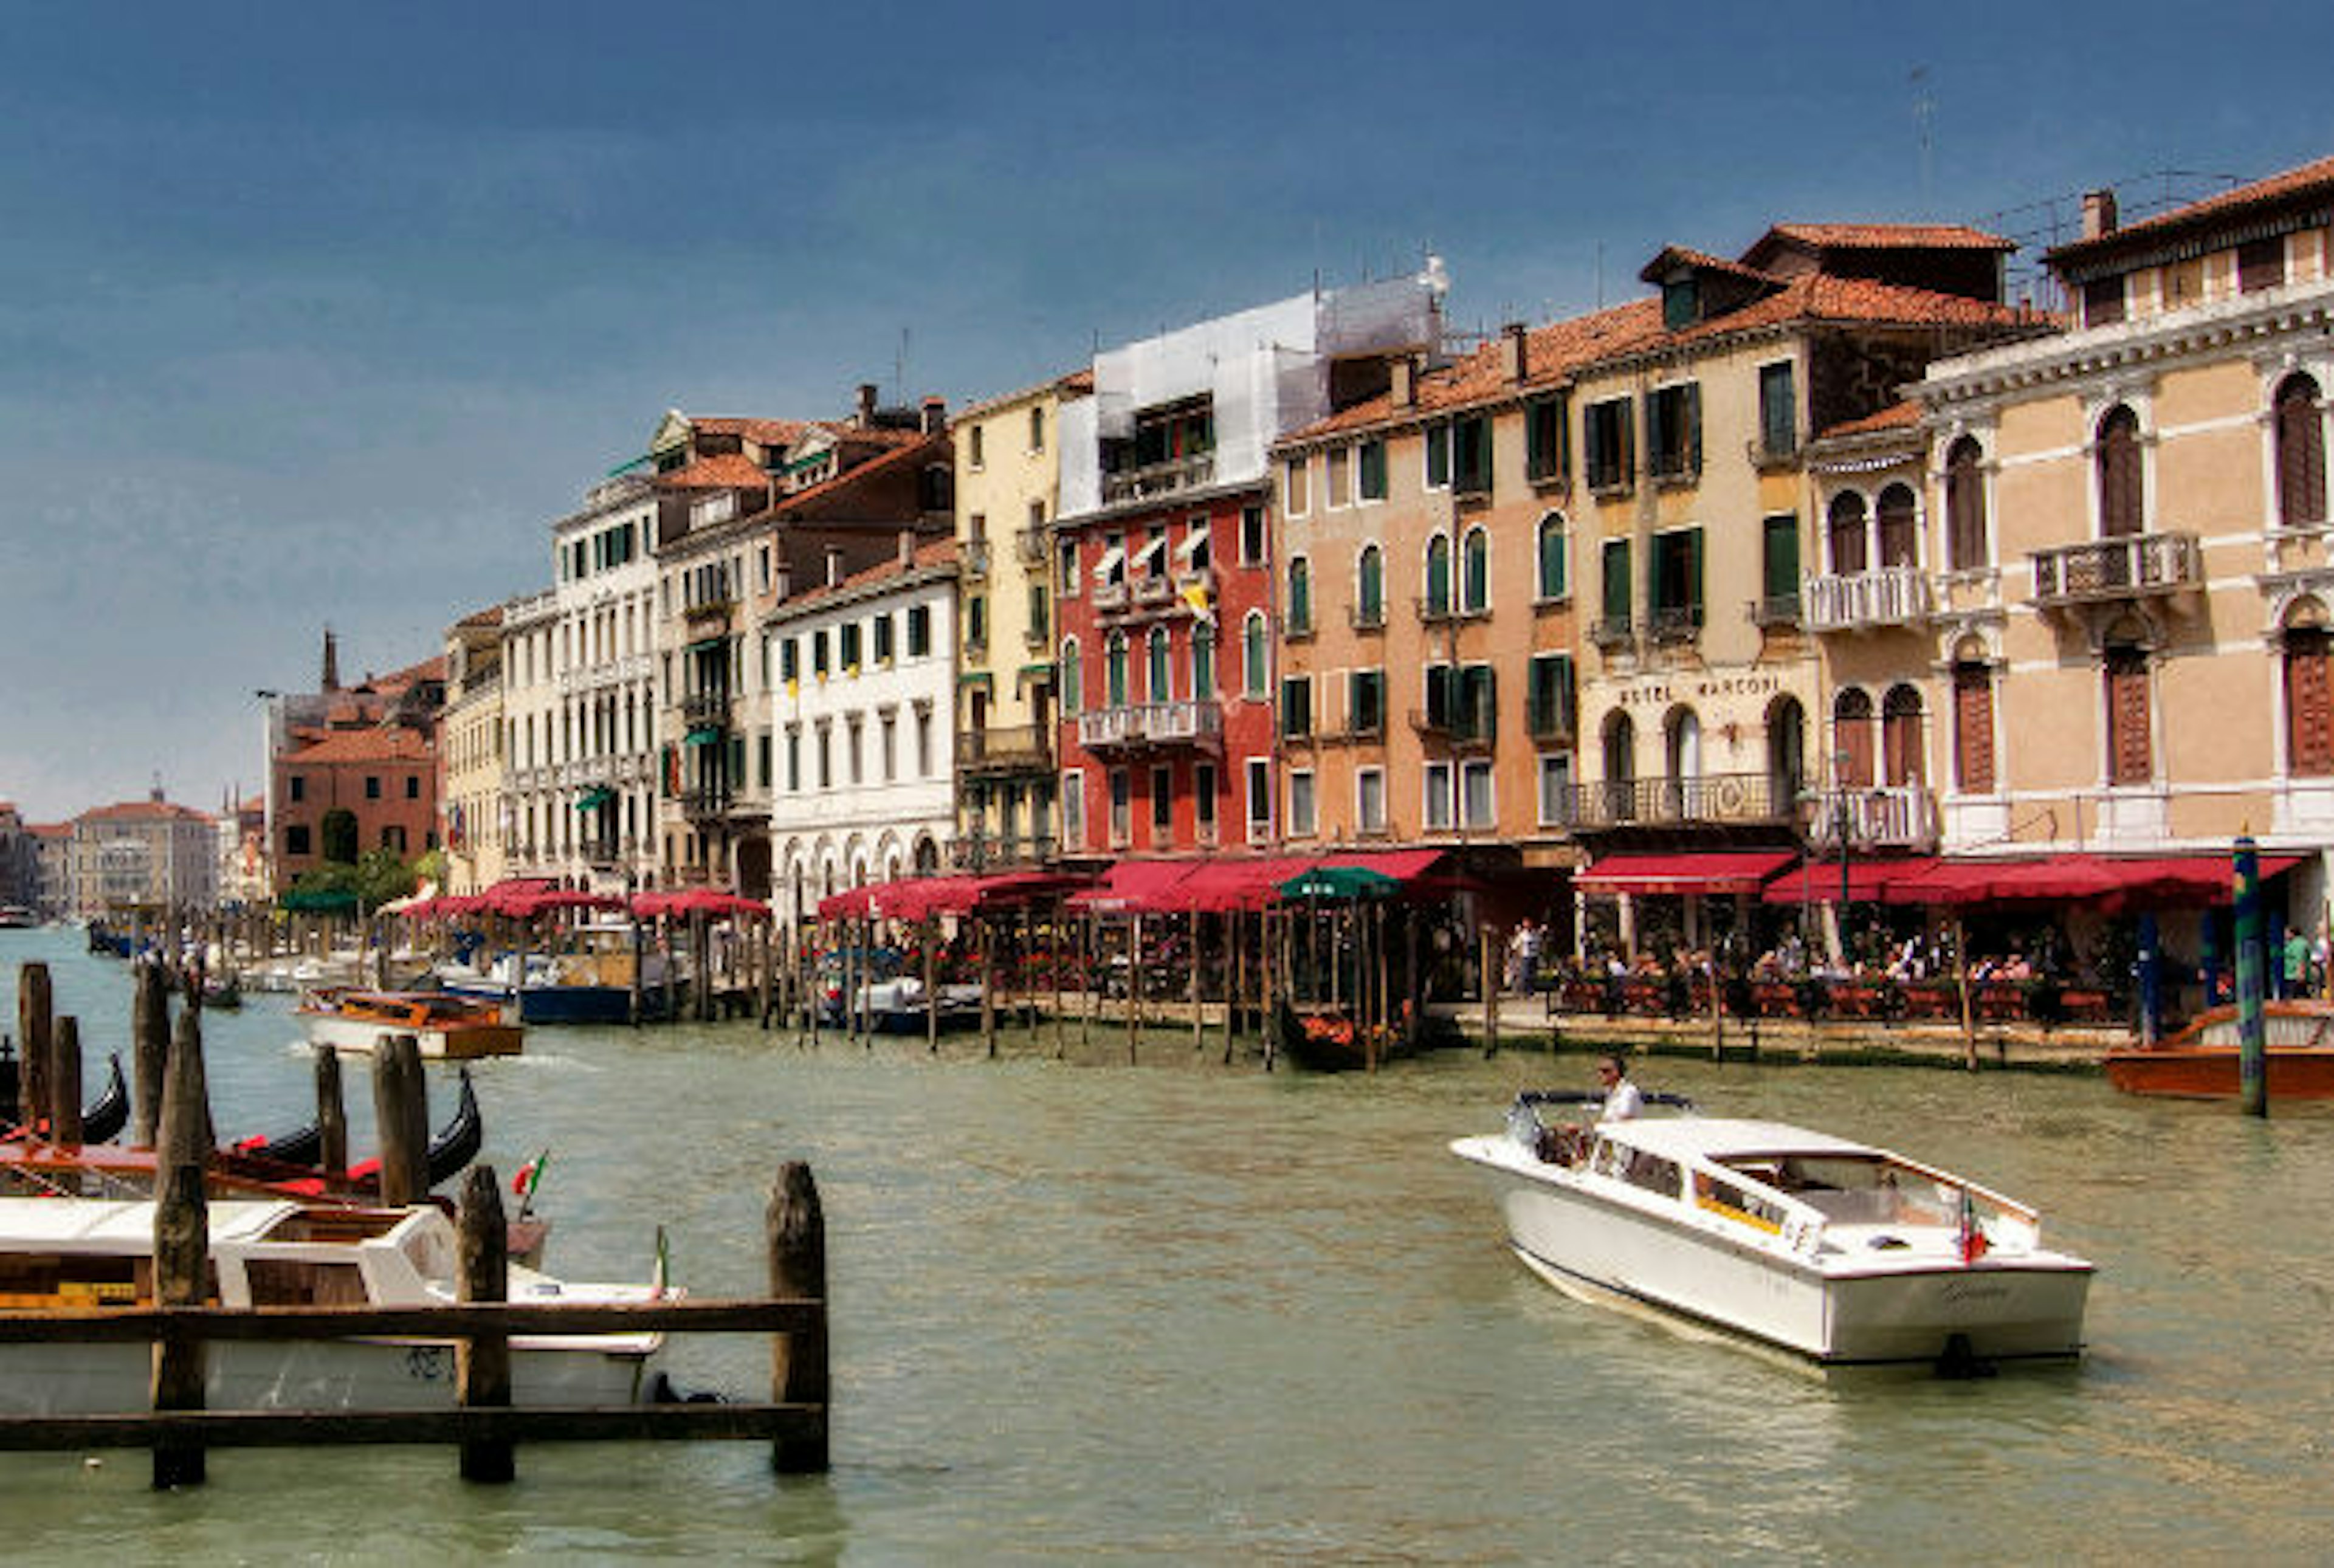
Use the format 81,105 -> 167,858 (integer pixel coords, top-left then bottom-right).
1287,769 -> 1317,837
1423,762 -> 1453,830
1062,771 -> 1086,850
1284,456 -> 1309,517
1326,447 -> 1351,508
1356,767 -> 1386,835
1245,758 -> 1272,842
1461,759 -> 1494,828
1536,753 -> 1573,827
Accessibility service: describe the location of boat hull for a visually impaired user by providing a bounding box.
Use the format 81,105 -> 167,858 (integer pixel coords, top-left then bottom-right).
440,980 -> 665,1026
1457,1141 -> 2090,1366
298,1009 -> 523,1061
2106,1002 -> 2334,1098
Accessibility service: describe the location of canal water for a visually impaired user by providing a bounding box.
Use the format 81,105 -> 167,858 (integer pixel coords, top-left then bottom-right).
4,926 -> 2332,1564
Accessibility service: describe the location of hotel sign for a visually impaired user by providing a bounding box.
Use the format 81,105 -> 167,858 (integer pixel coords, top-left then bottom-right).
1612,671 -> 1790,707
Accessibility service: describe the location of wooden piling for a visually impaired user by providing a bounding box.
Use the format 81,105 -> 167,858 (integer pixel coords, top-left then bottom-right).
1079,915 -> 1095,1054
316,1046 -> 349,1192
17,961 -> 50,1133
1050,898 -> 1067,1059
1127,915 -> 1142,1065
456,1164 -> 514,1482
979,916 -> 997,1059
1190,912 -> 1205,1052
51,1017 -> 81,1150
766,1161 -> 828,1474
371,1035 -> 429,1207
1479,930 -> 1500,1058
151,1000 -> 212,1489
756,920 -> 774,1029
133,960 -> 169,1147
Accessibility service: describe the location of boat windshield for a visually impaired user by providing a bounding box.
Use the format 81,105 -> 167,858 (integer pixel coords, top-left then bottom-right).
1720,1153 -> 1954,1225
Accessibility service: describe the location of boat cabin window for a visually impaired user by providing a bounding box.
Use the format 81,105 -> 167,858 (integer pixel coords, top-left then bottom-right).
1691,1172 -> 1785,1234
1721,1153 -> 1945,1225
264,1209 -> 406,1244
1592,1138 -> 1682,1200
0,1251 -> 152,1307
246,1259 -> 370,1307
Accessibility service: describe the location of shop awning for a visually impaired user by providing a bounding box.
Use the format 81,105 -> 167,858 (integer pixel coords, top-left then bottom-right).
1131,534 -> 1168,571
1066,859 -> 1202,915
1574,850 -> 1798,898
1174,856 -> 1321,913
1761,856 -> 1941,906
684,726 -> 724,746
1320,848 -> 1447,882
1886,851 -> 2307,909
1175,523 -> 1209,561
1091,545 -> 1125,583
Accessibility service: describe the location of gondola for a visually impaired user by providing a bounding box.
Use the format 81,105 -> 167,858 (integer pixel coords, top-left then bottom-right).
227,1067 -> 482,1192
0,1051 -> 129,1144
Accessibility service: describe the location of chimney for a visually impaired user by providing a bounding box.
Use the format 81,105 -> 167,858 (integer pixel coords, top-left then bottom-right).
1500,322 -> 1529,384
2081,188 -> 2119,241
321,627 -> 340,693
855,383 -> 878,428
825,546 -> 845,587
921,396 -> 947,435
898,529 -> 917,568
1391,356 -> 1417,408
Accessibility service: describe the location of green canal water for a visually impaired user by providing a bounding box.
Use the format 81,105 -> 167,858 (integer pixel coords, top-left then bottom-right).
4,926 -> 2333,1564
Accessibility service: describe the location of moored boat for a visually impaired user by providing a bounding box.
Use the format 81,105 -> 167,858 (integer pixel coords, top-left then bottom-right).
1450,1093 -> 2095,1370
296,988 -> 524,1060
2103,1000 -> 2334,1099
0,1196 -> 670,1414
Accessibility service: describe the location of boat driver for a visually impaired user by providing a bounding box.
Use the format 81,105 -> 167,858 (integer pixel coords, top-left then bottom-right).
1596,1054 -> 1644,1121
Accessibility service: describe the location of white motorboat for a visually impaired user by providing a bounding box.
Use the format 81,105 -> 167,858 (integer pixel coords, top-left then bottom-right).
1450,1093 -> 2095,1370
0,1196 -> 670,1414
295,988 -> 525,1059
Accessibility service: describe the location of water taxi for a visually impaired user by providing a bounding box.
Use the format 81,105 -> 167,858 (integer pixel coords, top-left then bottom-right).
295,988 -> 523,1060
1450,1093 -> 2095,1370
2104,1000 -> 2334,1099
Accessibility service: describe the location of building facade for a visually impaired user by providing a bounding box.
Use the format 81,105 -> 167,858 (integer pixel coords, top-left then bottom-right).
951,371 -> 1090,868
1907,158 -> 2334,884
1053,275 -> 1445,859
549,474 -> 660,892
498,588 -> 562,882
266,637 -> 444,892
71,791 -> 218,917
765,539 -> 959,923
440,607 -> 506,895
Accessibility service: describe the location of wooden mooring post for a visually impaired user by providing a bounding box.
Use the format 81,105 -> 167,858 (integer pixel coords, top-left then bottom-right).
50,1017 -> 81,1150
768,1160 -> 828,1474
317,1045 -> 349,1193
457,1165 -> 514,1482
371,1034 -> 430,1208
17,961 -> 50,1133
151,995 -> 213,1488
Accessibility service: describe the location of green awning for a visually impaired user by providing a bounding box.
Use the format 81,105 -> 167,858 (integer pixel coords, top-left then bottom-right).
1279,866 -> 1399,901
958,671 -> 995,689
684,727 -> 724,747
686,636 -> 728,653
279,889 -> 360,913
575,786 -> 614,812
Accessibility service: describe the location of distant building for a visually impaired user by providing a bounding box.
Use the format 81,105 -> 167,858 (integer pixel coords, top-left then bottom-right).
264,631 -> 446,892
0,801 -> 32,912
71,788 -> 216,917
28,823 -> 71,919
215,794 -> 269,909
441,605 -> 508,895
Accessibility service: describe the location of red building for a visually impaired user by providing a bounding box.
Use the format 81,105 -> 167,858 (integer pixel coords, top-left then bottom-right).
272,726 -> 439,886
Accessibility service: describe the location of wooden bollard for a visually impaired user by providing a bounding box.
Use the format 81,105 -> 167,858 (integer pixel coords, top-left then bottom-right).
980,917 -> 997,1059
158,1006 -> 216,1161
456,1163 -> 514,1482
132,961 -> 170,1147
316,1045 -> 349,1192
371,1034 -> 430,1206
767,1161 -> 828,1473
151,997 -> 213,1490
50,1017 -> 82,1150
16,961 -> 50,1134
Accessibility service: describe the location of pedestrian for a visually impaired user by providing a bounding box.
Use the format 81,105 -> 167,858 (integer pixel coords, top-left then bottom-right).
2282,924 -> 2311,999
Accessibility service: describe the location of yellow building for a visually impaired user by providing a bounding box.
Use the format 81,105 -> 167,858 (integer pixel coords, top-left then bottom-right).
440,605 -> 507,894
1912,155 -> 2334,897
950,370 -> 1090,867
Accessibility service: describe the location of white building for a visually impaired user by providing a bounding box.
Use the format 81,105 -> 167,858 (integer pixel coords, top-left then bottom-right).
498,588 -> 561,877
549,474 -> 661,890
765,537 -> 959,926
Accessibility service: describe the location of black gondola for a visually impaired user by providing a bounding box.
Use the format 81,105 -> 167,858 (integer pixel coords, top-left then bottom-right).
0,1050 -> 129,1144
227,1067 -> 483,1193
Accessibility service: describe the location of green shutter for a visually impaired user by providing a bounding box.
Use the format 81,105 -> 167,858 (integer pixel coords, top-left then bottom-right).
1685,384 -> 1702,474
1763,515 -> 1800,601
1602,540 -> 1631,623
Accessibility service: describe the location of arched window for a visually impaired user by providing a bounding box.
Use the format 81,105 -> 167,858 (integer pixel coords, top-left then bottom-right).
1105,631 -> 1128,708
1833,689 -> 1875,788
1946,436 -> 1988,570
1601,710 -> 1636,820
2105,642 -> 2151,784
1424,534 -> 1452,616
1058,636 -> 1082,715
1767,695 -> 1806,810
1664,706 -> 1700,783
1356,543 -> 1385,624
1536,513 -> 1568,601
1146,626 -> 1172,703
1952,657 -> 1995,794
1881,684 -> 1924,785
2097,405 -> 2144,537
1242,611 -> 1269,700
1462,526 -> 1490,613
1191,621 -> 1216,700
1828,492 -> 1869,575
1286,556 -> 1312,634
2287,620 -> 2334,775
2277,374 -> 2328,529
1876,483 -> 1918,569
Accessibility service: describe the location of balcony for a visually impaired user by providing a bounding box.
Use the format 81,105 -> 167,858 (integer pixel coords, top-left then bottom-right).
962,538 -> 991,580
1748,593 -> 1803,630
1646,605 -> 1703,645
682,693 -> 730,729
681,787 -> 734,823
1803,566 -> 1932,633
1808,785 -> 1940,851
1130,575 -> 1175,609
1101,452 -> 1216,506
2030,532 -> 2202,607
955,724 -> 1053,775
1077,699 -> 1223,753
1589,616 -> 1634,651
1014,526 -> 1048,565
683,597 -> 735,629
1565,771 -> 1783,828
1410,701 -> 1496,751
949,833 -> 1059,871
1091,579 -> 1130,613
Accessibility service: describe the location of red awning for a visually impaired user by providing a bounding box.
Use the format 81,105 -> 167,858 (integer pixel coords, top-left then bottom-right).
1065,859 -> 1202,915
1317,848 -> 1447,882
1761,857 -> 1941,906
1885,852 -> 2307,908
1574,850 -> 1798,897
1175,856 -> 1320,913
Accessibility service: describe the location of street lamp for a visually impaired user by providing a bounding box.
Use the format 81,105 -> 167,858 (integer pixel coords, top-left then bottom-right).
1833,748 -> 1857,967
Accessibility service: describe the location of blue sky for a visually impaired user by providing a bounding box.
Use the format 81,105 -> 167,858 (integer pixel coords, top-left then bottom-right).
2,1 -> 2329,822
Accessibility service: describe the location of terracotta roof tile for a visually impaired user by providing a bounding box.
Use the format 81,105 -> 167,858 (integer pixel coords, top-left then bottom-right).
78,800 -> 216,824
691,417 -> 819,447
953,367 -> 1096,422
1814,402 -> 1923,441
656,452 -> 776,491
1640,246 -> 1781,286
1757,222 -> 2015,253
775,537 -> 955,613
2047,153 -> 2334,264
287,729 -> 436,765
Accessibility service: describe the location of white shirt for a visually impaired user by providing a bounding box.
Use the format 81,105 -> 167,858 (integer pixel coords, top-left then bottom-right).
1600,1078 -> 1645,1122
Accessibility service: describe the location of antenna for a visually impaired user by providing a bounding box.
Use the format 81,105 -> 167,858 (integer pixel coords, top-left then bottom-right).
1910,65 -> 1936,215
895,328 -> 911,404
